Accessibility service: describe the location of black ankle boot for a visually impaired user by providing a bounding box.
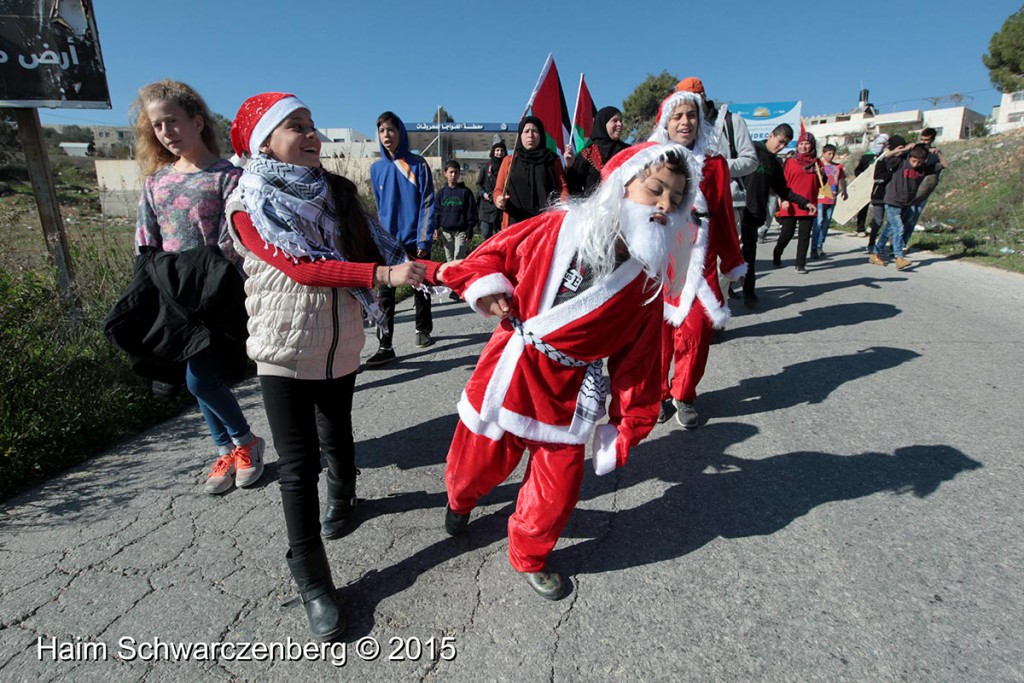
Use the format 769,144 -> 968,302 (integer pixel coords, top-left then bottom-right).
285,545 -> 346,641
321,470 -> 359,540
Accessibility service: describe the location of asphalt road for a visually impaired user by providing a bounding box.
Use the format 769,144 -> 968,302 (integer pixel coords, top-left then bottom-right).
1,230 -> 1022,682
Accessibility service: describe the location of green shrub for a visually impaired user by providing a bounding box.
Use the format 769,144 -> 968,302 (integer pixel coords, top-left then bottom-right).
0,227 -> 191,500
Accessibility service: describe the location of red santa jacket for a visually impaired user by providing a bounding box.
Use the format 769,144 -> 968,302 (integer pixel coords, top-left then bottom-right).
442,210 -> 664,470
664,154 -> 746,328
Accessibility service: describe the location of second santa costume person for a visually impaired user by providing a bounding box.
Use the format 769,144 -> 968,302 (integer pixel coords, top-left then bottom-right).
648,89 -> 747,429
440,142 -> 699,600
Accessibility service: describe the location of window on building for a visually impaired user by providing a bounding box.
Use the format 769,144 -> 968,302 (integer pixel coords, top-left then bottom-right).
1012,92 -> 1024,102
1009,113 -> 1024,123
836,115 -> 850,122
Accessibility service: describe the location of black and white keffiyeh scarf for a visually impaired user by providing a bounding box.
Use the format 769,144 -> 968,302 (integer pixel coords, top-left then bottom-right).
234,154 -> 408,326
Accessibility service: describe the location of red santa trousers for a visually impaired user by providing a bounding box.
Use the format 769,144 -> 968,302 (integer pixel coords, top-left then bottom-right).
661,303 -> 714,403
445,420 -> 585,573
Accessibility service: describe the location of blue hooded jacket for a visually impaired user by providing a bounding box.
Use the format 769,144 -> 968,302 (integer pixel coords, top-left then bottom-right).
370,115 -> 435,252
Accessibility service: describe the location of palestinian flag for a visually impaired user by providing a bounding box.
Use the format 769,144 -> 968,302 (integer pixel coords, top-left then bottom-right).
570,74 -> 597,154
524,53 -> 571,158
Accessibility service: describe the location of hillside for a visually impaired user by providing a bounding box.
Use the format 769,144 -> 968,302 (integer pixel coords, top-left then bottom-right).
839,128 -> 1024,273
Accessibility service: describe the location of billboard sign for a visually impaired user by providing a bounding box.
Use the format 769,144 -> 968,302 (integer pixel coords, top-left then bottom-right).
728,101 -> 802,151
0,0 -> 111,109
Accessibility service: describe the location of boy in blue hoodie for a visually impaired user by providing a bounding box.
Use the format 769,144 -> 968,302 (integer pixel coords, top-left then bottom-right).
367,111 -> 436,364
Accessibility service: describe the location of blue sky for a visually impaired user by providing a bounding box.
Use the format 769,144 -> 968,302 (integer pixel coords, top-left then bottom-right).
39,0 -> 1021,136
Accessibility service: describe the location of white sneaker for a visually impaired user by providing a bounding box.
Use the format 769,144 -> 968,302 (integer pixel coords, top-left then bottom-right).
234,436 -> 266,488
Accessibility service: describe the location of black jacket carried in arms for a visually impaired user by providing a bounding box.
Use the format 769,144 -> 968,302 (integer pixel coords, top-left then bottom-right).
104,246 -> 248,384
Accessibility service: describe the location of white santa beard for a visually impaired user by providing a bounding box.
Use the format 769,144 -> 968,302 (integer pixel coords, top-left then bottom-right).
618,198 -> 673,278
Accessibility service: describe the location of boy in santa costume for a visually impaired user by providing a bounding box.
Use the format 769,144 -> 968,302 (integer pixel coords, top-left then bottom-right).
440,142 -> 699,600
648,89 -> 747,429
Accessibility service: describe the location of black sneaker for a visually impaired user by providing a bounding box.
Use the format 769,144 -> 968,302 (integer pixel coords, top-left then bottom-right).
365,347 -> 396,367
795,266 -> 808,274
448,291 -> 461,302
772,255 -> 782,268
415,331 -> 434,348
809,250 -> 819,260
675,400 -> 699,429
444,505 -> 469,536
727,286 -> 740,300
523,570 -> 565,600
656,399 -> 675,424
743,292 -> 759,308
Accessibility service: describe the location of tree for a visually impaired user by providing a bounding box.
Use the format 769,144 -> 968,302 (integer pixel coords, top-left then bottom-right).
621,71 -> 680,142
433,107 -> 454,124
983,6 -> 1024,93
210,112 -> 233,156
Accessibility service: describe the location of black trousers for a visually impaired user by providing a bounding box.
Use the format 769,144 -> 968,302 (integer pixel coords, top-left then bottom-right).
740,211 -> 762,295
856,204 -> 870,233
260,373 -> 357,557
376,284 -> 432,347
773,217 -> 814,269
867,204 -> 886,251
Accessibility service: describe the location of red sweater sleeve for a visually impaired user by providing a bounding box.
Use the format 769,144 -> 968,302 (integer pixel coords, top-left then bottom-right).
232,211 -> 376,288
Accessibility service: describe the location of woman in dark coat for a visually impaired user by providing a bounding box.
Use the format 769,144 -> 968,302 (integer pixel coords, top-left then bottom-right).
565,106 -> 630,196
493,116 -> 569,229
475,137 -> 507,240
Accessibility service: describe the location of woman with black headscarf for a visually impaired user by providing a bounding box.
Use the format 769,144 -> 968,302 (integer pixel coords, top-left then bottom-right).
476,137 -> 507,240
565,106 -> 630,196
493,116 -> 569,229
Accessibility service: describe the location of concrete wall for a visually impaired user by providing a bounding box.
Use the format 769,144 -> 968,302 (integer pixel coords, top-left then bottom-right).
95,160 -> 143,217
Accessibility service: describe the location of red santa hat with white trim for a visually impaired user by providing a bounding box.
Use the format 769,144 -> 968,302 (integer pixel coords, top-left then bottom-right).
599,141 -> 701,201
230,92 -> 309,156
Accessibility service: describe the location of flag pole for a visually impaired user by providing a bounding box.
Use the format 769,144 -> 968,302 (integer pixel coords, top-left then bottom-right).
570,72 -> 584,155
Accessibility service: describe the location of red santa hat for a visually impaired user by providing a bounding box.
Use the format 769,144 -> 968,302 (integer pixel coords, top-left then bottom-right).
600,141 -> 696,189
230,92 -> 308,156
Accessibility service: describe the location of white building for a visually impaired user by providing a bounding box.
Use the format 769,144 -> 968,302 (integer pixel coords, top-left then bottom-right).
316,127 -> 377,159
990,91 -> 1024,133
805,91 -> 988,150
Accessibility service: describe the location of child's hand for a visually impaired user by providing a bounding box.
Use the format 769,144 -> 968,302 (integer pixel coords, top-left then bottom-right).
479,294 -> 511,319
807,204 -> 818,216
436,260 -> 463,284
779,200 -> 791,213
378,262 -> 427,287
494,194 -> 508,210
841,191 -> 849,201
563,145 -> 575,165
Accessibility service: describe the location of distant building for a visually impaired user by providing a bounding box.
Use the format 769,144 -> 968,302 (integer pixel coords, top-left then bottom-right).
316,127 -> 377,159
58,141 -> 94,157
990,90 -> 1024,133
804,89 -> 988,150
92,126 -> 135,155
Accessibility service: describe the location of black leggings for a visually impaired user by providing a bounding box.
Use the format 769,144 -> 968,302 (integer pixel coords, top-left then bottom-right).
773,217 -> 814,269
740,212 -> 762,295
260,373 -> 357,558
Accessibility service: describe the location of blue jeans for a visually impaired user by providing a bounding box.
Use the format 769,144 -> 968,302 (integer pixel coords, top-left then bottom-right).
812,203 -> 835,251
902,202 -> 926,247
185,350 -> 251,451
876,205 -> 914,259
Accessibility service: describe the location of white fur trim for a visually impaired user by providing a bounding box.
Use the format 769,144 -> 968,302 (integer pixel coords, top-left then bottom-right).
458,391 -> 591,446
470,214 -> 646,447
592,424 -> 619,476
696,279 -> 730,328
722,262 -> 748,282
665,210 -> 709,327
250,96 -> 307,155
463,272 -> 515,316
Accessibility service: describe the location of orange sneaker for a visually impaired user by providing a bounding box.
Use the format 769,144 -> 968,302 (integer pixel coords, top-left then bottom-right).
204,453 -> 236,494
234,436 -> 266,488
